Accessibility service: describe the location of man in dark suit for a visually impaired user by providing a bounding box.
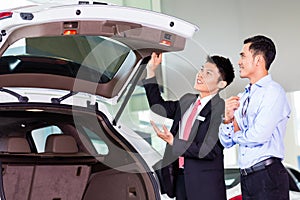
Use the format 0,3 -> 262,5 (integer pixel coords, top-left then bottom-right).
142,52 -> 235,200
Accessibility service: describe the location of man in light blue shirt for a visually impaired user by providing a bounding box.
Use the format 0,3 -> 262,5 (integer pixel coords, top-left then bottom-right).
219,35 -> 291,200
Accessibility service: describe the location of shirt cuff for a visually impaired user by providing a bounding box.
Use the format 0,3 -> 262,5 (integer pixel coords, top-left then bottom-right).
220,122 -> 234,137
142,76 -> 157,85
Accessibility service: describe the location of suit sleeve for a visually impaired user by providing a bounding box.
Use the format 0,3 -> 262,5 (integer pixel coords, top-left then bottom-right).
142,77 -> 179,119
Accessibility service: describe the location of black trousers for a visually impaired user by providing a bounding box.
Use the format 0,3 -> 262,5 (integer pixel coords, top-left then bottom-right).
176,170 -> 187,200
241,161 -> 289,200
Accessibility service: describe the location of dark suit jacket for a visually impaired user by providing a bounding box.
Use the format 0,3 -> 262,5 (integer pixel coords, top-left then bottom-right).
143,77 -> 226,200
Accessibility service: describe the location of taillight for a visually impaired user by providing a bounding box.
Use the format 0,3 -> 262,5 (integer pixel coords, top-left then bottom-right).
0,12 -> 13,20
159,39 -> 172,47
229,195 -> 242,200
63,30 -> 78,35
63,22 -> 78,35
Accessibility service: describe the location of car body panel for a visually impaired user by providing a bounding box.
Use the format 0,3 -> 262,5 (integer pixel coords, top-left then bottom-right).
1,4 -> 198,38
0,3 -> 198,101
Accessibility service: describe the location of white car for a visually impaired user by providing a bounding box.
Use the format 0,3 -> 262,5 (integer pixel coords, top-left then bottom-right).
225,164 -> 300,200
0,2 -> 199,200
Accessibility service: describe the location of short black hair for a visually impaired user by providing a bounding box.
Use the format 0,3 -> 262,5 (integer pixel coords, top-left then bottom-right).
207,55 -> 235,88
244,35 -> 276,70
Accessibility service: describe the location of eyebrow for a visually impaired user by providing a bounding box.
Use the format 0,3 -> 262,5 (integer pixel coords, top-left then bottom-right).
201,67 -> 217,74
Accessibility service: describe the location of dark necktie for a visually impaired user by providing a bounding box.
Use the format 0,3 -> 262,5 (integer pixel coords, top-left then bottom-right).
242,84 -> 252,117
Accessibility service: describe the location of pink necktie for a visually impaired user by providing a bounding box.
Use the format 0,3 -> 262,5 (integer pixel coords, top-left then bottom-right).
179,99 -> 201,168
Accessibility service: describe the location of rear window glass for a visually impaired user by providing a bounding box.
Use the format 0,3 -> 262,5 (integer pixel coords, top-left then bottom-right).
32,125 -> 62,153
1,36 -> 135,83
82,126 -> 109,155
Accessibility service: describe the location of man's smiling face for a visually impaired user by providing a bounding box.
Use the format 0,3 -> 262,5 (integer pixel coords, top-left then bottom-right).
194,62 -> 222,97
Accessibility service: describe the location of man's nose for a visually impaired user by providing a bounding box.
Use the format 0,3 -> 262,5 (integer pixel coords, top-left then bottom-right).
238,58 -> 242,66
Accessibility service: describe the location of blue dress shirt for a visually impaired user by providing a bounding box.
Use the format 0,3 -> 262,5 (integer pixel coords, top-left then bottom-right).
219,75 -> 291,169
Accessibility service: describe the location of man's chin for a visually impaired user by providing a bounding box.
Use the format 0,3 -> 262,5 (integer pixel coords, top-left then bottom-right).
194,85 -> 200,91
194,86 -> 205,93
239,74 -> 246,78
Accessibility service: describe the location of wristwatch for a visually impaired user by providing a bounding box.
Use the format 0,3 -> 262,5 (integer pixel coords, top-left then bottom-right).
221,114 -> 233,124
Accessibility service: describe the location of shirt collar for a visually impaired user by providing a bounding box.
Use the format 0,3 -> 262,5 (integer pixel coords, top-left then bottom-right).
198,94 -> 215,106
244,74 -> 272,92
255,74 -> 272,87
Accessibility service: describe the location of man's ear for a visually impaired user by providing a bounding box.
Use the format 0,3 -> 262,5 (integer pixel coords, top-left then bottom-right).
218,81 -> 227,89
255,54 -> 263,66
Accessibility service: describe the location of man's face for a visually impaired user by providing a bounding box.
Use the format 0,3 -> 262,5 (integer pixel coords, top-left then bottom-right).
238,43 -> 256,79
194,61 -> 222,97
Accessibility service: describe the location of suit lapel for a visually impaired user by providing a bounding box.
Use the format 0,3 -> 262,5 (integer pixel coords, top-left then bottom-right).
200,93 -> 221,117
171,94 -> 197,138
172,93 -> 222,140
179,95 -> 198,118
189,94 -> 221,140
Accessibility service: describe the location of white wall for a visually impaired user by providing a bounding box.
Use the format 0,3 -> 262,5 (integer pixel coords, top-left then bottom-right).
285,92 -> 300,167
161,0 -> 300,96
